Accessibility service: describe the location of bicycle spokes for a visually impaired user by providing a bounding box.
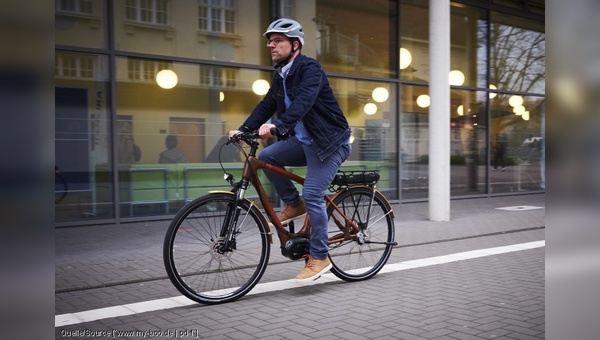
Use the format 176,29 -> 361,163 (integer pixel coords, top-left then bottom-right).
164,193 -> 270,304
327,187 -> 395,282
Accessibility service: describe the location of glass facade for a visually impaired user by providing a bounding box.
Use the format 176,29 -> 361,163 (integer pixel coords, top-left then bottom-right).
55,0 -> 544,225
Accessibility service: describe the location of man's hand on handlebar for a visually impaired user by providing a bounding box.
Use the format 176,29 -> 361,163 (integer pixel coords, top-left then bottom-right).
228,124 -> 277,143
227,129 -> 246,145
228,130 -> 241,140
258,124 -> 276,139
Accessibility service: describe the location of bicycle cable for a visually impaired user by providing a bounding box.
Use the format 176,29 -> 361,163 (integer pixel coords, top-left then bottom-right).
220,131 -> 268,188
219,136 -> 251,188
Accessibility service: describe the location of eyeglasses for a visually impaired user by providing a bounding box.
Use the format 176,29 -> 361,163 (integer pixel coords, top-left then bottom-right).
266,38 -> 289,46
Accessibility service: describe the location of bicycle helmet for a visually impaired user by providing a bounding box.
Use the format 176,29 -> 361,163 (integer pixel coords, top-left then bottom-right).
264,18 -> 304,69
264,18 -> 304,46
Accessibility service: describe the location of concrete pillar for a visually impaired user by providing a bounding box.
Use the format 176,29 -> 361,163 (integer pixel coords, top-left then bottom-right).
428,0 -> 450,221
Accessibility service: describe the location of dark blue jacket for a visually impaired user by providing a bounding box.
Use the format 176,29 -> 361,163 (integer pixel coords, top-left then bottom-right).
240,54 -> 351,161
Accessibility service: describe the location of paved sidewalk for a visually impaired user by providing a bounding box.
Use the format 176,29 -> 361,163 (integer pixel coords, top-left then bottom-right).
55,193 -> 545,339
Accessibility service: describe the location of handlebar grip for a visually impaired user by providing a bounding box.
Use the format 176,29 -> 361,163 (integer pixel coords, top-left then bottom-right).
270,127 -> 278,136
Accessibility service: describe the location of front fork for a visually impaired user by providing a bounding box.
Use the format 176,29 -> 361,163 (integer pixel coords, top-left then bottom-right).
218,180 -> 249,253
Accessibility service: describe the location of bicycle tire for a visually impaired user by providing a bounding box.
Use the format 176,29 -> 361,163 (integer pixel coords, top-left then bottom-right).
55,173 -> 68,204
327,187 -> 395,281
163,192 -> 271,304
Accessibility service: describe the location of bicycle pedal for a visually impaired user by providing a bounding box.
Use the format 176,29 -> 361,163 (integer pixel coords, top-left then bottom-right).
286,221 -> 295,233
269,221 -> 294,232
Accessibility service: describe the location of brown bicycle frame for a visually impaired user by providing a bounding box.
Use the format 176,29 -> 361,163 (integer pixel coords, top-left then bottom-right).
240,155 -> 363,250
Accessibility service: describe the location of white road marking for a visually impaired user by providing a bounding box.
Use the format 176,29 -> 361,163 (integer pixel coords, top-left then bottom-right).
55,240 -> 545,327
495,205 -> 544,211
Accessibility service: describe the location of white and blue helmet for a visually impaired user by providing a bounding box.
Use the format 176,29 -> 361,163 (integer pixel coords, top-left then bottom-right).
264,18 -> 304,46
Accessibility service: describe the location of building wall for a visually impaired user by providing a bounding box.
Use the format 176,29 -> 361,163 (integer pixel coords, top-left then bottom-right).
55,0 -> 545,225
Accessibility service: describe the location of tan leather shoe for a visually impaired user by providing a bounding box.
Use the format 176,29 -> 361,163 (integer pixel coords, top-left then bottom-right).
295,255 -> 332,283
279,201 -> 307,224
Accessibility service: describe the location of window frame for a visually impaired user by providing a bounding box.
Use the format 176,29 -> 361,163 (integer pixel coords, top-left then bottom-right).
127,59 -> 171,82
198,0 -> 237,34
55,53 -> 96,79
125,0 -> 171,26
199,66 -> 238,88
279,0 -> 295,18
56,0 -> 94,15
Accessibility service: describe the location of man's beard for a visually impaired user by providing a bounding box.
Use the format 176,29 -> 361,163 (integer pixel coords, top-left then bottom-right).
272,53 -> 285,64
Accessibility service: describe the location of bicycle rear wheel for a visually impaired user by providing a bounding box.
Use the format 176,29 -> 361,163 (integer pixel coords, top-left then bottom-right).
327,187 -> 395,281
163,192 -> 270,304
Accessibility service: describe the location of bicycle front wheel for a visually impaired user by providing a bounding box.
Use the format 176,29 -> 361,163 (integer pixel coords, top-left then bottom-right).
163,192 -> 270,304
327,187 -> 395,281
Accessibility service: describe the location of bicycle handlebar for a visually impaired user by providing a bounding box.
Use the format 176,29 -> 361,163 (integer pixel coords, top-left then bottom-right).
228,127 -> 281,145
228,131 -> 259,143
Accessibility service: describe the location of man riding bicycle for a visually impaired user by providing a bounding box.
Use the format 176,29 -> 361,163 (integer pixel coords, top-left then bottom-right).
229,18 -> 352,283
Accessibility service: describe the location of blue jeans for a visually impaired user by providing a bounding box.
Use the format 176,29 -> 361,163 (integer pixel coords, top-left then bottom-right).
258,137 -> 351,260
